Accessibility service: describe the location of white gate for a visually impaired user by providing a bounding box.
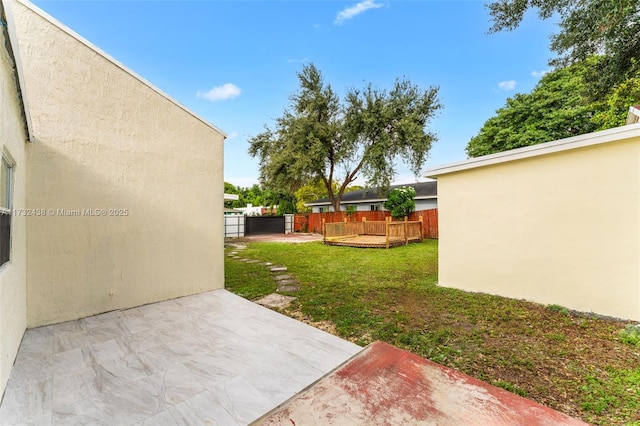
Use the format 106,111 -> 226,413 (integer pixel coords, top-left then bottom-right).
224,215 -> 245,238
284,214 -> 294,234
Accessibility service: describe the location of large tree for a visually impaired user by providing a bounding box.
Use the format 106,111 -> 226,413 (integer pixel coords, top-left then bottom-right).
466,59 -> 607,157
591,65 -> 640,129
248,64 -> 441,212
487,0 -> 640,98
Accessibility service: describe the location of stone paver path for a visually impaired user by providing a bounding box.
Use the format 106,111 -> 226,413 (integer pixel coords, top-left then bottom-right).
225,243 -> 302,308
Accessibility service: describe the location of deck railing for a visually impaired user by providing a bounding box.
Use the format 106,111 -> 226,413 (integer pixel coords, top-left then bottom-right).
323,217 -> 423,249
295,209 -> 438,239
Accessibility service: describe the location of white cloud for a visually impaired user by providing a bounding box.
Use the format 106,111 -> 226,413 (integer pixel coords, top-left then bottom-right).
335,0 -> 384,25
531,69 -> 550,78
196,83 -> 241,102
498,80 -> 517,91
226,131 -> 239,140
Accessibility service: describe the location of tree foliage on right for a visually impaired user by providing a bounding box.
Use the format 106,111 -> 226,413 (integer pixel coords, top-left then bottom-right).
487,0 -> 640,98
466,59 -> 604,157
469,0 -> 640,157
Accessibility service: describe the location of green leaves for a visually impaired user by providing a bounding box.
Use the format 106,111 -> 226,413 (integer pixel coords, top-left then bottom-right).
486,0 -> 640,98
383,186 -> 417,219
248,64 -> 441,211
466,58 -> 606,157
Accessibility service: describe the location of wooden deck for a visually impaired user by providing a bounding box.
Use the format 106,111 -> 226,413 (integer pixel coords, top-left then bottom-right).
324,235 -> 420,248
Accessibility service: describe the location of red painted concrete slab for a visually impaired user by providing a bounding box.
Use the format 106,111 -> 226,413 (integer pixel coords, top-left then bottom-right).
253,341 -> 587,426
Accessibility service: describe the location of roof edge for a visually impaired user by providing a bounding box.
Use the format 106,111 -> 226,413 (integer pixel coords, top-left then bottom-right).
425,123 -> 640,178
12,0 -> 226,138
1,0 -> 34,142
305,195 -> 437,206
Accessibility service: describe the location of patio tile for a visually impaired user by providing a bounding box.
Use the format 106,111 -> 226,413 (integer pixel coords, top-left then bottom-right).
0,378 -> 52,425
168,390 -> 240,426
0,289 -> 362,425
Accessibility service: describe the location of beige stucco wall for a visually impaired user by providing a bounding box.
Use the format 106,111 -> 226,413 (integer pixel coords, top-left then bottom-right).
436,137 -> 640,321
0,6 -> 28,395
10,0 -> 225,327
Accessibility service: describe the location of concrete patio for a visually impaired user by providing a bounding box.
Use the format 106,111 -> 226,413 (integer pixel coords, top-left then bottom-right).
0,289 -> 361,425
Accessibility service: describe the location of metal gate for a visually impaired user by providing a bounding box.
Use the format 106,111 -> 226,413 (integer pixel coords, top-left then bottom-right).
224,215 -> 245,238
245,216 -> 285,235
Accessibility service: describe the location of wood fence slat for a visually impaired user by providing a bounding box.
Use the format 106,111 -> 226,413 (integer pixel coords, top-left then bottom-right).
294,208 -> 438,239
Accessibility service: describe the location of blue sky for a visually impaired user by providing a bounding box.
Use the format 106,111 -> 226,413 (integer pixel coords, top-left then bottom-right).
32,0 -> 558,188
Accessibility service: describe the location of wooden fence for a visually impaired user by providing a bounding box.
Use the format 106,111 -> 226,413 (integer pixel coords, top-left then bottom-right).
295,208 -> 438,239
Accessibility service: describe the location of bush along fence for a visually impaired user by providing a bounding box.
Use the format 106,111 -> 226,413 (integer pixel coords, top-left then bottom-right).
294,208 -> 438,239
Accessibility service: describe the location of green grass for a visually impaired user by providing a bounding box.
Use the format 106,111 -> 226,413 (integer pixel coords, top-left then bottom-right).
581,368 -> 640,423
618,324 -> 640,347
225,240 -> 640,426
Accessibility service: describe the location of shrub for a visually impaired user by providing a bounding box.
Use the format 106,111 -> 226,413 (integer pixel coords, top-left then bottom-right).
384,186 -> 416,219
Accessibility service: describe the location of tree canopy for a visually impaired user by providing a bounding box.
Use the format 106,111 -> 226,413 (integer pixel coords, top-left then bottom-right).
248,64 -> 442,212
487,0 -> 640,97
466,59 -> 606,157
224,182 -> 265,209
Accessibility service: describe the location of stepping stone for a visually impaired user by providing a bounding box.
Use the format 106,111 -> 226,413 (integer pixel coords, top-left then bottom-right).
277,279 -> 298,286
246,260 -> 260,264
274,274 -> 294,281
263,262 -> 273,266
255,293 -> 296,308
270,266 -> 288,272
277,284 -> 301,292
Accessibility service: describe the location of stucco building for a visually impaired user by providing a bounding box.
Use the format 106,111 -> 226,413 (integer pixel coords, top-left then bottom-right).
426,123 -> 640,321
0,0 -> 225,396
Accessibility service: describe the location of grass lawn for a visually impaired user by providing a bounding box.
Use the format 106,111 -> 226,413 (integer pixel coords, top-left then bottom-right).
224,239 -> 640,426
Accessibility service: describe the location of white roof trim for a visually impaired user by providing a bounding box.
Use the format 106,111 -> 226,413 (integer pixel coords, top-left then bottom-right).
13,0 -> 226,138
425,123 -> 640,178
2,0 -> 34,142
626,105 -> 640,125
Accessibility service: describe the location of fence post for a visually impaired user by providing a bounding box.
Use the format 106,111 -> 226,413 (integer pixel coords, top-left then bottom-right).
419,215 -> 424,239
322,218 -> 326,242
404,216 -> 408,245
385,216 -> 390,249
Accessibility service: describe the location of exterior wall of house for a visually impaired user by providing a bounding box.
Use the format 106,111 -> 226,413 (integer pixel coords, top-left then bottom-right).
11,1 -> 226,327
0,12 -> 28,396
353,203 -> 383,212
435,136 -> 640,321
415,199 -> 437,211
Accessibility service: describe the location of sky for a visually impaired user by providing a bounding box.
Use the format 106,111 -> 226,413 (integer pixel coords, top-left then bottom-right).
31,0 -> 559,188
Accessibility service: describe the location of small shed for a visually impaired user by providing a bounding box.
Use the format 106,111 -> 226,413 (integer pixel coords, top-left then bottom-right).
425,124 -> 640,321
